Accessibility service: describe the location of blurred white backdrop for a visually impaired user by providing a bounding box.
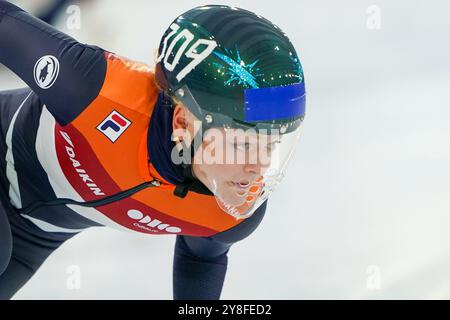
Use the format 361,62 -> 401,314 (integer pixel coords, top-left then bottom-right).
1,0 -> 450,299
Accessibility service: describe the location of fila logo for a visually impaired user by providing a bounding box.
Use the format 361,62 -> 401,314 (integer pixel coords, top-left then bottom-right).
127,209 -> 182,234
97,110 -> 131,143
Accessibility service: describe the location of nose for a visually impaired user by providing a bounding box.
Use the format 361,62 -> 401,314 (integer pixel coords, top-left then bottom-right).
243,162 -> 269,176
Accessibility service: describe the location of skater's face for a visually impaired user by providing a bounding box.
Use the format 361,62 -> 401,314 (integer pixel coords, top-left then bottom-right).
192,129 -> 278,207
172,104 -> 279,206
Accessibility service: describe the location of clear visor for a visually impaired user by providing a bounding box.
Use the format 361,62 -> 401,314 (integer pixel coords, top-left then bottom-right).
190,125 -> 302,220
172,82 -> 305,220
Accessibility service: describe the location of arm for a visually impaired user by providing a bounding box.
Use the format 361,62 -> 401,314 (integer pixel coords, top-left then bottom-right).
0,1 -> 106,125
173,200 -> 268,300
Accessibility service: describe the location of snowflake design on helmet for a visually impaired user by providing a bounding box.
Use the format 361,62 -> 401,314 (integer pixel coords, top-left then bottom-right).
212,46 -> 263,89
289,54 -> 304,83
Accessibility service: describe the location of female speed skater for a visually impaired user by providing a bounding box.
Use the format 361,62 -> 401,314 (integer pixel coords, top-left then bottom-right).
0,1 -> 306,299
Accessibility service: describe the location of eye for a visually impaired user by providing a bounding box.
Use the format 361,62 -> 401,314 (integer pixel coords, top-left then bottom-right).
234,142 -> 251,151
266,141 -> 280,151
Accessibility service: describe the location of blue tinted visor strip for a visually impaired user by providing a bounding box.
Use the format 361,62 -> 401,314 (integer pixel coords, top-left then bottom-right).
244,82 -> 306,122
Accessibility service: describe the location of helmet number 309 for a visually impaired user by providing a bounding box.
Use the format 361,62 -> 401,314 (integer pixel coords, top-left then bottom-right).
157,23 -> 217,82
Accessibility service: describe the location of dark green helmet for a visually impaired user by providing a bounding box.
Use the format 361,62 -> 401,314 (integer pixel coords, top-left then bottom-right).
155,5 -> 305,134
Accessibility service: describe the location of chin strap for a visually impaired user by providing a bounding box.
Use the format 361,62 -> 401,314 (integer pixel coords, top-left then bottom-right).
173,164 -> 213,198
173,124 -> 214,198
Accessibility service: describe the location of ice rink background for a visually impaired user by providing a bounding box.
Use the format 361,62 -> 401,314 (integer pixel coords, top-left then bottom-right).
1,0 -> 450,299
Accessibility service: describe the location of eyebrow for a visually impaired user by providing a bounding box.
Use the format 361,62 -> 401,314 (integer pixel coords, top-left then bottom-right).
234,138 -> 281,145
227,133 -> 281,143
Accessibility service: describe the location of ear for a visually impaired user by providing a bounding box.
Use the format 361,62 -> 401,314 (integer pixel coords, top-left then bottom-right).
172,104 -> 188,129
172,104 -> 188,142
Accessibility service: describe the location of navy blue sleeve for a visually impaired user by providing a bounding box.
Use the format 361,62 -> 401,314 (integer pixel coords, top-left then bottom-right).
0,1 -> 107,125
173,200 -> 267,300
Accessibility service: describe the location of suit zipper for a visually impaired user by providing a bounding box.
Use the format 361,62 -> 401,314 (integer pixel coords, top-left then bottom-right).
17,179 -> 161,215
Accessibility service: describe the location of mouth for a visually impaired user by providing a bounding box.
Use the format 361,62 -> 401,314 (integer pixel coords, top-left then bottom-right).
229,180 -> 250,189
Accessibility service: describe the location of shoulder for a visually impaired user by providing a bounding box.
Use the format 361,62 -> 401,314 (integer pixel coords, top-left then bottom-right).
103,53 -> 155,83
99,53 -> 160,115
209,200 -> 268,243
